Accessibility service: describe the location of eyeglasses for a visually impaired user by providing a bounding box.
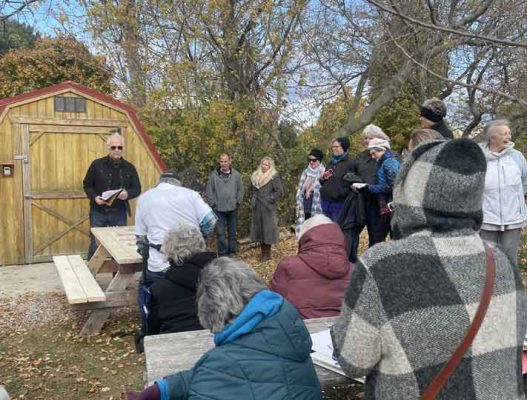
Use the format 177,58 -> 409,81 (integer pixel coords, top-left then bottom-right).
110,146 -> 123,150
307,158 -> 318,162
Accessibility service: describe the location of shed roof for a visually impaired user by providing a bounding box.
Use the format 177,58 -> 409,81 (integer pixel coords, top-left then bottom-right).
0,81 -> 166,171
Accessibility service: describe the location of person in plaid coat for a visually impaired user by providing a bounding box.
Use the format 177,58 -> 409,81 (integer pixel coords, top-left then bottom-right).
332,138 -> 527,399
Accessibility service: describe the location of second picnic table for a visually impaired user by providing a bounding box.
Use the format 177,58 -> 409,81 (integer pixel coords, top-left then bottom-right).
79,225 -> 142,335
144,316 -> 354,388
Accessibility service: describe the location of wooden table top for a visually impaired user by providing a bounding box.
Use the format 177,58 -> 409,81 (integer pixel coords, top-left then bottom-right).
144,316 -> 354,387
91,226 -> 141,265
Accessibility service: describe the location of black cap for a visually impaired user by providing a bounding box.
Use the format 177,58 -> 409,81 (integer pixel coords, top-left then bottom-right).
308,148 -> 324,161
160,169 -> 180,180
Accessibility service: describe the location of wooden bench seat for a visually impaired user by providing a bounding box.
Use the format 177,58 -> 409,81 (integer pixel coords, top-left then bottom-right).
53,255 -> 106,304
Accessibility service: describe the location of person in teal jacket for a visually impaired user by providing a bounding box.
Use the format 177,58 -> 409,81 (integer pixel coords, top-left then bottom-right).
127,257 -> 322,400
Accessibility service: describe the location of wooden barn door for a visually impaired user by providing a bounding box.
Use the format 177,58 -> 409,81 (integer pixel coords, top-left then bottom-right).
19,122 -> 124,262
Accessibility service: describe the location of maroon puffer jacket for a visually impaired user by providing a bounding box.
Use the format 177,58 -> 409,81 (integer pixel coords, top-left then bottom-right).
269,223 -> 352,319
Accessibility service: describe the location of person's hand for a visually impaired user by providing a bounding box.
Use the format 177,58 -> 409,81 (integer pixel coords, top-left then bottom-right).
351,183 -> 368,192
126,384 -> 161,400
94,196 -> 108,206
118,189 -> 129,200
321,169 -> 334,181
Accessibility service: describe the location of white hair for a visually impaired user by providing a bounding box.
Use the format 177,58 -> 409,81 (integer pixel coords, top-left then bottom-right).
483,119 -> 510,138
363,124 -> 389,140
106,132 -> 124,146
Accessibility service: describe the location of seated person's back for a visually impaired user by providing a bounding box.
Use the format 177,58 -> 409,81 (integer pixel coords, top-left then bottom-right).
270,214 -> 352,319
148,225 -> 216,335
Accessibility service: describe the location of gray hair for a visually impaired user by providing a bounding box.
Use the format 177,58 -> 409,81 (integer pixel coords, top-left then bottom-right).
197,257 -> 266,333
106,132 -> 124,146
422,98 -> 447,118
363,124 -> 389,140
161,224 -> 206,264
483,119 -> 510,139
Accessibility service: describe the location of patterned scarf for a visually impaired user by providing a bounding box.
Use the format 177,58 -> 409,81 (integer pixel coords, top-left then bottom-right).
295,164 -> 325,239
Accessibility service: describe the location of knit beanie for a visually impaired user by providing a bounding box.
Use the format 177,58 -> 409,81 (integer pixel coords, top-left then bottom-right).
298,214 -> 333,240
368,138 -> 391,151
392,139 -> 486,238
308,148 -> 324,161
334,137 -> 350,153
420,98 -> 447,123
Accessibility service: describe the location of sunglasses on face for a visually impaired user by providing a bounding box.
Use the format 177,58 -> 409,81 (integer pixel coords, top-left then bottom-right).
110,146 -> 123,150
307,158 -> 318,162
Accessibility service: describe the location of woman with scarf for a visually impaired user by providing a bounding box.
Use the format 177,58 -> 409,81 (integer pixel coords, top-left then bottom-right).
319,137 -> 354,222
294,148 -> 325,239
250,157 -> 283,261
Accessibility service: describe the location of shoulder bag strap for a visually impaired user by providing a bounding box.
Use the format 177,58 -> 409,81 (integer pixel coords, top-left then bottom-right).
421,242 -> 496,400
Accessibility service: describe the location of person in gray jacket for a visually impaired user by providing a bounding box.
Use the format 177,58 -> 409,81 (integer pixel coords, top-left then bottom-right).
206,153 -> 244,256
479,119 -> 527,265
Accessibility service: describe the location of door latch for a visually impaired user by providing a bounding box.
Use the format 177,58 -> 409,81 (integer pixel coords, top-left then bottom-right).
13,154 -> 28,164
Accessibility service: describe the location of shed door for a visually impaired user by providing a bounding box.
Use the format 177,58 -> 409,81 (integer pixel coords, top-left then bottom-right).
21,123 -> 119,262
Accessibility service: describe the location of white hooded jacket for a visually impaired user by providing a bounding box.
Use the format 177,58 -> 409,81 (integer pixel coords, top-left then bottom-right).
479,142 -> 527,229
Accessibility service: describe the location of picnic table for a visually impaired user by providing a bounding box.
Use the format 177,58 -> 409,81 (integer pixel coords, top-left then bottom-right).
78,225 -> 142,335
144,316 -> 355,388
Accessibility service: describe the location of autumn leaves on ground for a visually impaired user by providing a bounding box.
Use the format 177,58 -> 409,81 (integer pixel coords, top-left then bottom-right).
0,235 -> 305,400
1,233 -> 526,400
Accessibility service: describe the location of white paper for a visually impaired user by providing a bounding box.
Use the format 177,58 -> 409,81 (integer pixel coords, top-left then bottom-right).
310,329 -> 364,383
310,329 -> 344,374
352,183 -> 367,189
101,188 -> 122,201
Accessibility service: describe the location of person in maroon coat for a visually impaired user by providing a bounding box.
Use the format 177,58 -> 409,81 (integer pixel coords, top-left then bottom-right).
269,214 -> 352,319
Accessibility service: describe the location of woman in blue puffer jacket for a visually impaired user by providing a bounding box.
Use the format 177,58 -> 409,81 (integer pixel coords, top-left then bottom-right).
128,257 -> 322,400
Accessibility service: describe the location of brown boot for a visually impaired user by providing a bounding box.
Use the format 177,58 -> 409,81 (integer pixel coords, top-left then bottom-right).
260,244 -> 271,261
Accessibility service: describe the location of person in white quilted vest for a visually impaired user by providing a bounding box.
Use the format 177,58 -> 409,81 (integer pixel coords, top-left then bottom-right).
479,119 -> 527,265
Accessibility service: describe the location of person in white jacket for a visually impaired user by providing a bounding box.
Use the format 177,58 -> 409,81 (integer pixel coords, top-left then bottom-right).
479,119 -> 527,265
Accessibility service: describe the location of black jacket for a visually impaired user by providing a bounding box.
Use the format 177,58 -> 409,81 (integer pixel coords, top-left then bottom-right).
350,150 -> 377,185
433,120 -> 454,139
83,156 -> 141,211
319,154 -> 354,202
148,252 -> 216,335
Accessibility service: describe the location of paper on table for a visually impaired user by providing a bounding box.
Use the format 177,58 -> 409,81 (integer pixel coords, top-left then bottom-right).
310,329 -> 364,383
310,329 -> 346,376
101,188 -> 123,201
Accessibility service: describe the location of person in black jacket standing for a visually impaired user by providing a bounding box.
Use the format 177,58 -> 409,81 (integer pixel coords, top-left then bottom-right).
419,97 -> 454,139
319,137 -> 354,222
83,133 -> 141,260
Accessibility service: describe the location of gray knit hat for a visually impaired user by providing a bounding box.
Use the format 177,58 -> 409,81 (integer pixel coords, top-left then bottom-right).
392,139 -> 487,238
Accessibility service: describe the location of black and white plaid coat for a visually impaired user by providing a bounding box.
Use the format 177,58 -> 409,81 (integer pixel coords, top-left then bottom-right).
331,139 -> 527,399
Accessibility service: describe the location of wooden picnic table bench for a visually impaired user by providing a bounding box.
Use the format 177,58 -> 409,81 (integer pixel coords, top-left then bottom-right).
53,255 -> 106,304
144,316 -> 355,388
53,226 -> 142,336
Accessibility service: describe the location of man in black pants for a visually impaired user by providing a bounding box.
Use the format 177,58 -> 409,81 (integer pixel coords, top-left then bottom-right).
83,133 -> 141,260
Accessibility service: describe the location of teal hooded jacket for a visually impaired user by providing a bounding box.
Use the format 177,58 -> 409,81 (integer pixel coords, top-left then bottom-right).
156,291 -> 322,400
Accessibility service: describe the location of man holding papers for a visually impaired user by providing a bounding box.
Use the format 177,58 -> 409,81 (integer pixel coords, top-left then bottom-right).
83,133 -> 141,260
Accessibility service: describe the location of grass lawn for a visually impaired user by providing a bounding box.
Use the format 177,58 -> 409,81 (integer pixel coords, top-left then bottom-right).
1,230 -> 525,399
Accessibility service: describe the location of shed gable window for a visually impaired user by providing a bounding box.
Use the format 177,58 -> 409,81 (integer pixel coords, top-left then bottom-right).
54,97 -> 87,113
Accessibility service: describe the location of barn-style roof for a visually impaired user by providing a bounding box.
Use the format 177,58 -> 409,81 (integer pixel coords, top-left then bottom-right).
0,81 -> 166,171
